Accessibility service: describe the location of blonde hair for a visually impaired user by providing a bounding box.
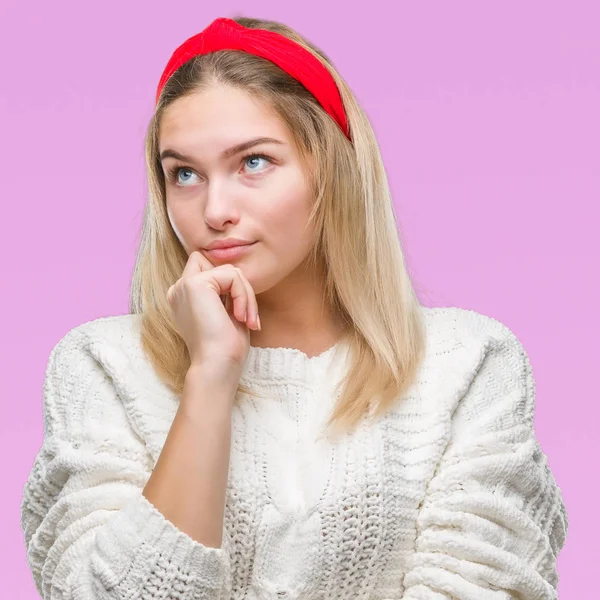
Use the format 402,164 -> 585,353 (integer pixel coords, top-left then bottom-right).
129,15 -> 427,441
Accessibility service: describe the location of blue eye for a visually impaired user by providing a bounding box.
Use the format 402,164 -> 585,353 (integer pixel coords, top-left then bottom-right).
169,167 -> 197,186
165,152 -> 275,186
243,153 -> 273,172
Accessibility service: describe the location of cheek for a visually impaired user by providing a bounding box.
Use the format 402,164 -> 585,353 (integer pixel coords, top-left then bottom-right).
167,201 -> 193,250
268,201 -> 311,249
264,177 -> 313,243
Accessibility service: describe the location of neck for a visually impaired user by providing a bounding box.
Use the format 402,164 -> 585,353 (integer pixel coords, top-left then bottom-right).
249,266 -> 347,357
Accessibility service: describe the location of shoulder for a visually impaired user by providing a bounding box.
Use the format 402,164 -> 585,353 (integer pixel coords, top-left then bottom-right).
420,305 -> 530,375
420,305 -> 524,351
44,313 -> 143,397
416,305 -> 534,415
51,313 -> 142,354
42,312 -> 141,418
46,313 -> 147,386
45,311 -> 173,395
42,313 -> 175,453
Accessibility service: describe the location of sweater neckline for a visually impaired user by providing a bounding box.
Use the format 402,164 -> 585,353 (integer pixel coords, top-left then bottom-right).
240,339 -> 348,385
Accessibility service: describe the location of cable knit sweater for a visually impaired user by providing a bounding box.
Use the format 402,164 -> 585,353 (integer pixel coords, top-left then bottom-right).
20,306 -> 568,600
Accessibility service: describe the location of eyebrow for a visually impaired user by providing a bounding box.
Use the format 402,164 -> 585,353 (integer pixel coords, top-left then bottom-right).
159,136 -> 285,163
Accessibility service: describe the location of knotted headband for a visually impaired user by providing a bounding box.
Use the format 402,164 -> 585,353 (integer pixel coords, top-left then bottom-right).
155,17 -> 351,141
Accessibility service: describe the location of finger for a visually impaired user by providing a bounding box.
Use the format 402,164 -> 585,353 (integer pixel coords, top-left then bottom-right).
228,268 -> 249,324
181,250 -> 215,279
235,268 -> 259,329
224,293 -> 233,315
203,266 -> 249,323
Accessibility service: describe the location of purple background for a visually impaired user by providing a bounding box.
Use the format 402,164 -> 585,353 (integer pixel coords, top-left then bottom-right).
2,1 -> 596,598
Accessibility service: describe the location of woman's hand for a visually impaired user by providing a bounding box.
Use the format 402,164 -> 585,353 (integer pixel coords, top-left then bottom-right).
167,251 -> 260,379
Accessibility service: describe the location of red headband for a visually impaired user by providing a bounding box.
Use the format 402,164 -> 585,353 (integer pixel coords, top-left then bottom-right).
156,17 -> 351,141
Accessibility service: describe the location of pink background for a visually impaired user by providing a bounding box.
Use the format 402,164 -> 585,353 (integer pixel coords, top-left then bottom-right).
2,1 -> 596,598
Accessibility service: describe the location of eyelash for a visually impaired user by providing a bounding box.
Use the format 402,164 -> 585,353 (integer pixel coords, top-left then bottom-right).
165,152 -> 275,185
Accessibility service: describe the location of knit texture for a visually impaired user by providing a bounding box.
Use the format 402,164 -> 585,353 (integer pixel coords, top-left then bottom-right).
20,306 -> 568,599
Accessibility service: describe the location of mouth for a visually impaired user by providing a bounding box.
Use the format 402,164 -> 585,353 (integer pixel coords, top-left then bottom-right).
204,241 -> 258,261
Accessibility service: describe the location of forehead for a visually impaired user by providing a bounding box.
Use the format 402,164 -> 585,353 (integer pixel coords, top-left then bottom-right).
159,86 -> 290,146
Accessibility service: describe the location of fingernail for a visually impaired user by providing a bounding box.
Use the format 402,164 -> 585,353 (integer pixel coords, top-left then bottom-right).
256,314 -> 261,331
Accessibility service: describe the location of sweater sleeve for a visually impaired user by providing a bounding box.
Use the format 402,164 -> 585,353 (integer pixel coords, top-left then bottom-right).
401,328 -> 569,600
20,328 -> 232,600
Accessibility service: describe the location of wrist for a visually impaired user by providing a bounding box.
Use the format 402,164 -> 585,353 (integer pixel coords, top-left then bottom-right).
178,387 -> 236,427
182,362 -> 240,410
187,360 -> 241,388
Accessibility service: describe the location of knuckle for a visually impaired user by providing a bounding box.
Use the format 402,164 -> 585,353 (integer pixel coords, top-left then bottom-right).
181,277 -> 195,291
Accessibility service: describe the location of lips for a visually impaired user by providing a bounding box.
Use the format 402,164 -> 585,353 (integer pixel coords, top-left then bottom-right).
204,239 -> 255,250
210,242 -> 251,249
204,241 -> 257,261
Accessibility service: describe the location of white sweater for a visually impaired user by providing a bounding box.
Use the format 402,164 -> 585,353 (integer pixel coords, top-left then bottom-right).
20,306 -> 568,600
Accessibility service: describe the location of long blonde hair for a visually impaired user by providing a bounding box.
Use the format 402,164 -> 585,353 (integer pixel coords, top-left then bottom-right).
129,15 -> 427,441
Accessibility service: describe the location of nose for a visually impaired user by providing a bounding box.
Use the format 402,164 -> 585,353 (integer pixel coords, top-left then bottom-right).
203,180 -> 241,229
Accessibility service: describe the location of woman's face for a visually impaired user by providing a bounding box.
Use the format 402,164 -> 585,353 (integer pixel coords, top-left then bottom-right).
159,84 -> 317,295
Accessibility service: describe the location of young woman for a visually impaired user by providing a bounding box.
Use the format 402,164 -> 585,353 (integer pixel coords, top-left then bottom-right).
20,15 -> 568,600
